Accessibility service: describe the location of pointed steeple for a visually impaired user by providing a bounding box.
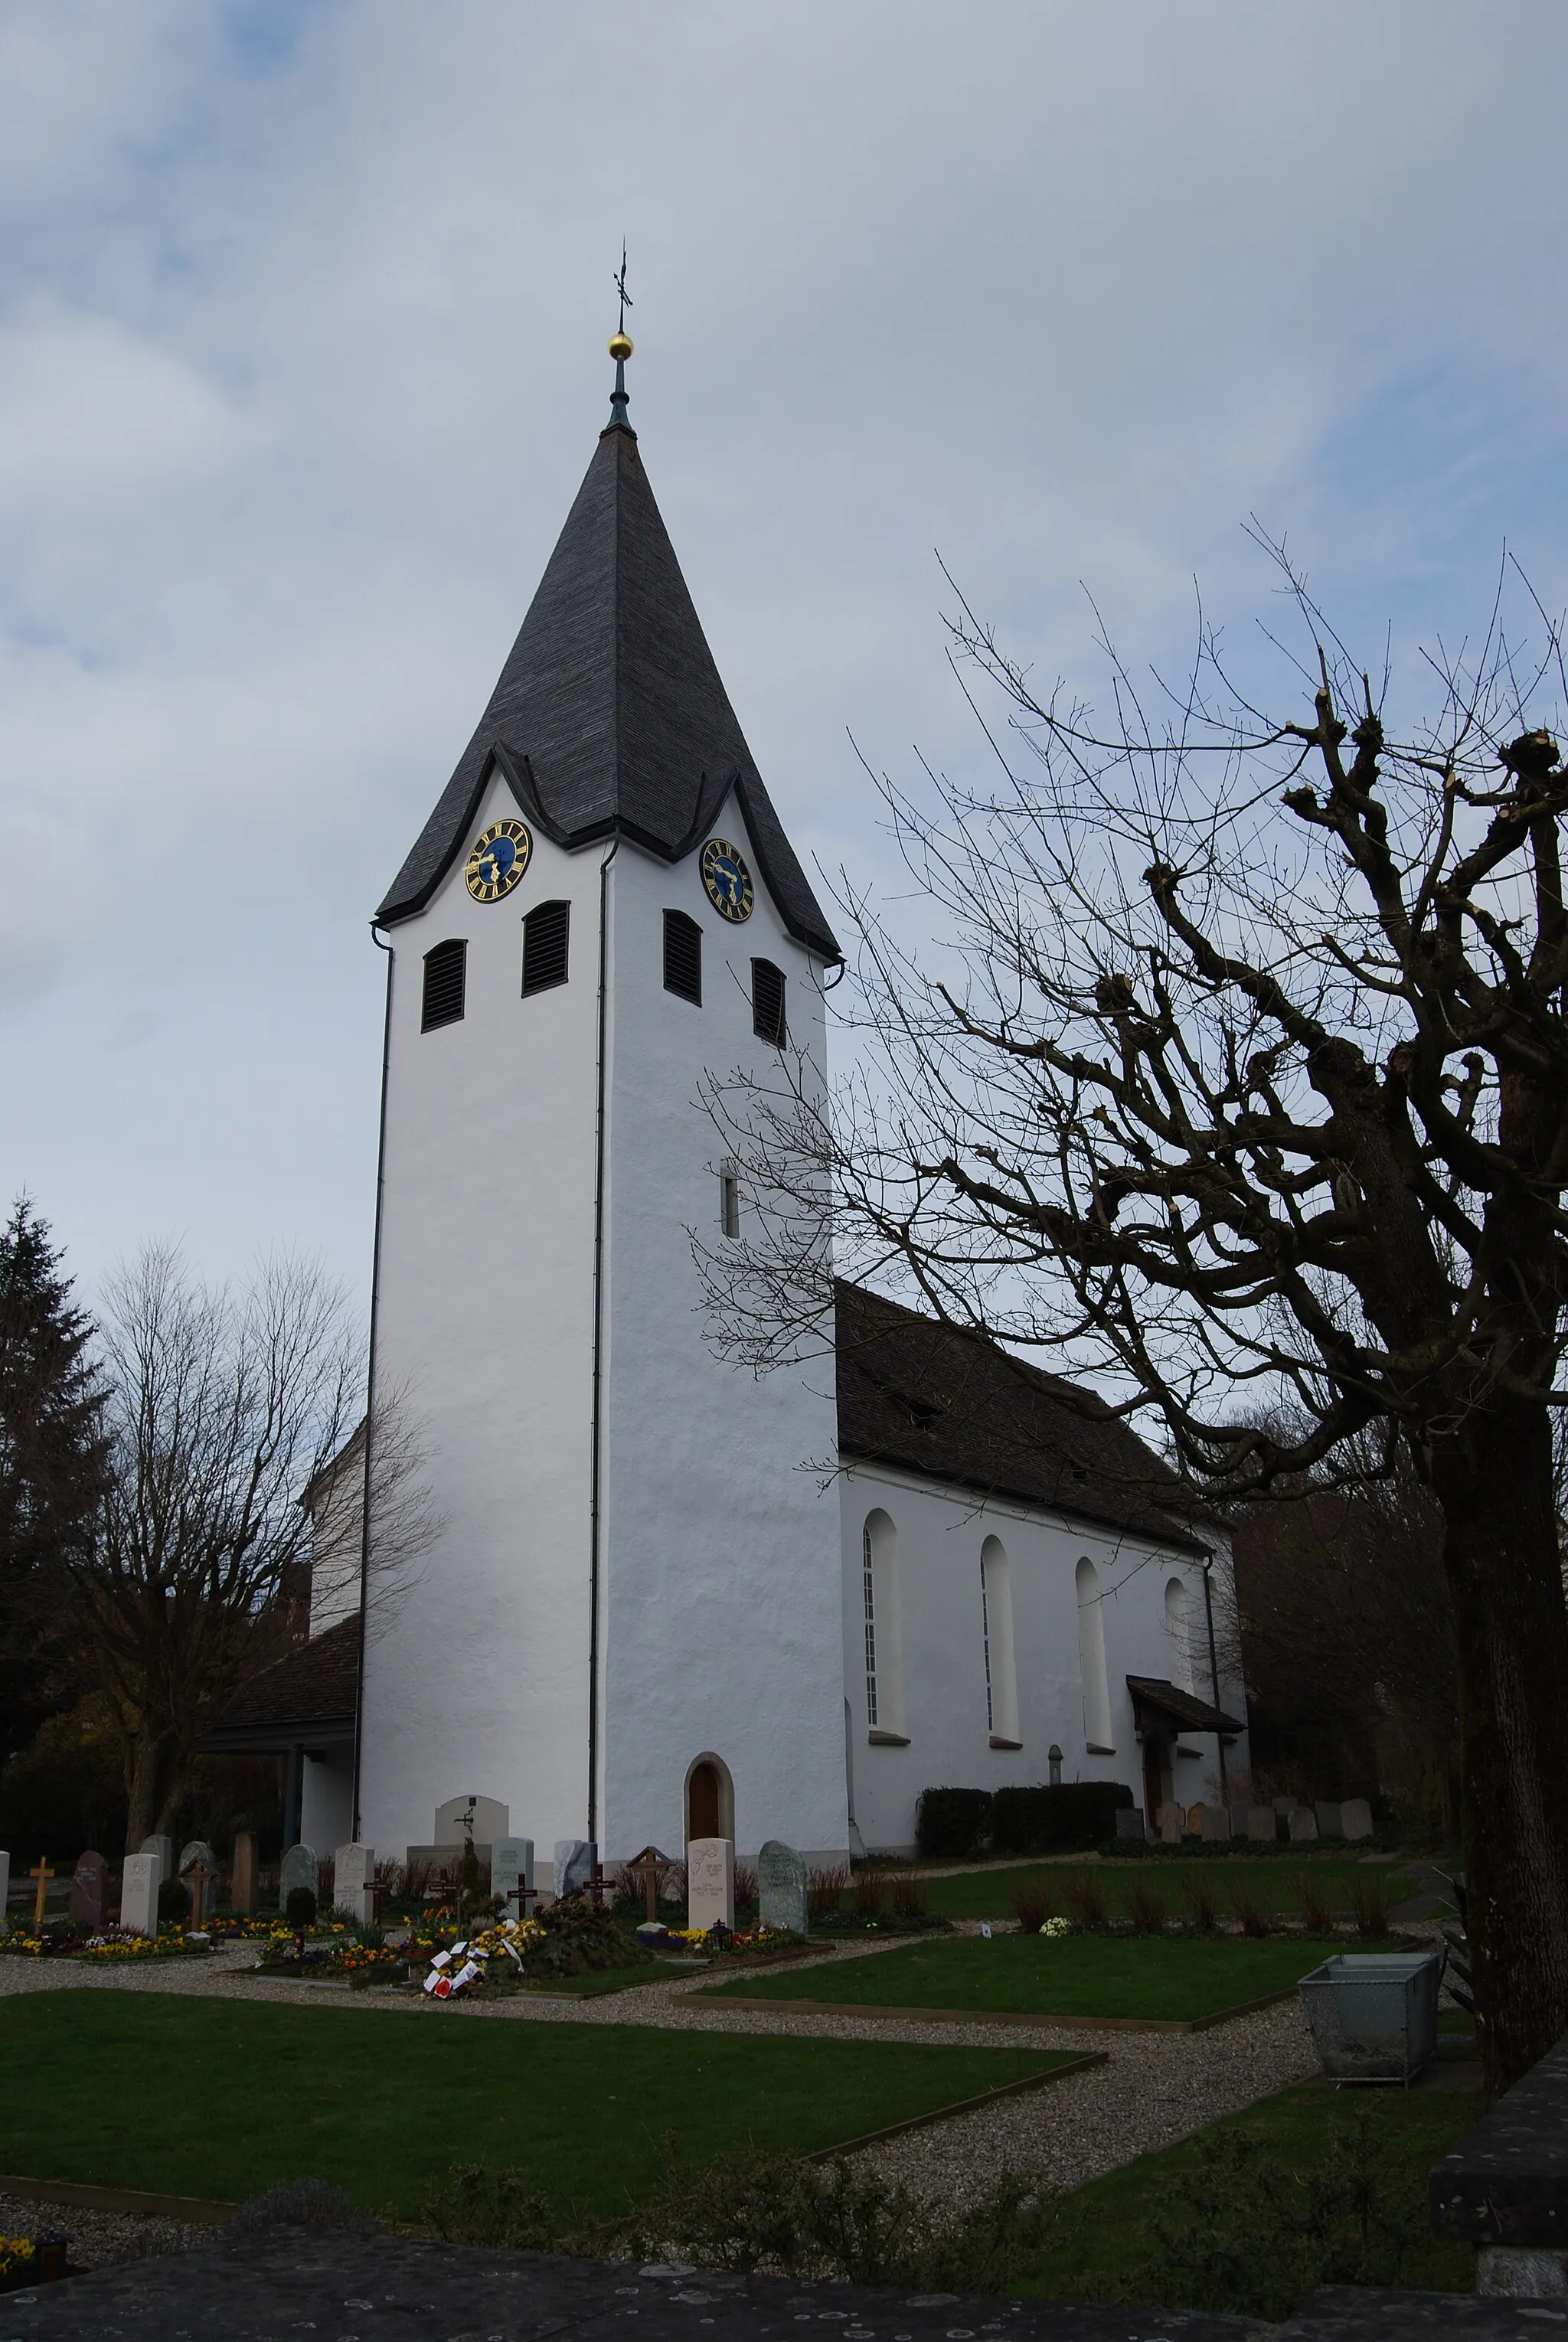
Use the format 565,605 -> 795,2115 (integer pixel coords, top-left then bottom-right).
377,351 -> 839,961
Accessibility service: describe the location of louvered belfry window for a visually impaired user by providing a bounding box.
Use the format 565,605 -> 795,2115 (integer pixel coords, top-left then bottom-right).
751,958 -> 786,1047
522,899 -> 570,995
421,938 -> 467,1031
663,910 -> 702,1004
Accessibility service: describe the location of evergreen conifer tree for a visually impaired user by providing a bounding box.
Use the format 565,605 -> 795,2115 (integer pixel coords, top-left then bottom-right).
0,1198 -> 106,1759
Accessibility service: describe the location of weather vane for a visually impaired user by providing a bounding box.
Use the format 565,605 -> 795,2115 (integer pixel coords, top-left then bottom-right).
607,243 -> 634,430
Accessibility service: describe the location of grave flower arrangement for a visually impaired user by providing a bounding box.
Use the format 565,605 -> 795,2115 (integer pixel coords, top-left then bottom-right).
0,2234 -> 66,2291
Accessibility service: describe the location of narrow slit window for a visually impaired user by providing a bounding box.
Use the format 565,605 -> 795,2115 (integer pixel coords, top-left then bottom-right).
663,910 -> 702,1004
752,959 -> 786,1047
421,938 -> 466,1031
720,1164 -> 740,1239
980,1556 -> 995,1733
862,1519 -> 879,1729
522,898 -> 570,995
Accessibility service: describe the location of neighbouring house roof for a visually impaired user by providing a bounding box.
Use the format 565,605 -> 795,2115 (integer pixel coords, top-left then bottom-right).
835,1280 -> 1215,1556
201,1613 -> 360,1753
1125,1674 -> 1246,1739
374,418 -> 840,962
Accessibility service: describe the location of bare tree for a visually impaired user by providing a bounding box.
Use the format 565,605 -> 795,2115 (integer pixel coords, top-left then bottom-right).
80,1245 -> 427,1850
703,550 -> 1568,2091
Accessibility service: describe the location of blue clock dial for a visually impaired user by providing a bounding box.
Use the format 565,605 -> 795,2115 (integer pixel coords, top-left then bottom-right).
466,818 -> 532,903
700,838 -> 754,923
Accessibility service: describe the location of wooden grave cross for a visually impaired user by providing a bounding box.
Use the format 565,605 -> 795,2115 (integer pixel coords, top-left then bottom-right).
29,1858 -> 54,1926
504,1880 -> 538,1922
183,1859 -> 215,1928
624,1845 -> 673,1926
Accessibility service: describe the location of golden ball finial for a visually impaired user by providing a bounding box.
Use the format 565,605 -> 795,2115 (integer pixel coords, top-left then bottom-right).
608,330 -> 633,362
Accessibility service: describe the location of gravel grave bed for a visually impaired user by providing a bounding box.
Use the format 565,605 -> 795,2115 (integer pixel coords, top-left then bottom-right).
0,2188 -> 211,2273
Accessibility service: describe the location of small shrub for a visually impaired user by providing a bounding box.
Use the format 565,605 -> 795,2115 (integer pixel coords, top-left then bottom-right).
402,1854 -> 434,1903
1181,1873 -> 1218,1931
1295,1873 -> 1335,1935
1065,1874 -> 1108,1929
285,1885 -> 318,1937
733,1863 -> 759,1914
158,1877 -> 191,1926
232,2178 -> 381,2237
1011,1877 -> 1055,1932
1127,1880 -> 1168,1935
852,1867 -> 887,1919
349,1918 -> 386,1950
891,1871 -> 929,1920
1230,1885 -> 1274,1939
806,1865 -> 848,1919
915,1787 -> 993,1859
423,2164 -> 567,2252
603,2144 -> 1061,2289
1351,1875 -> 1396,1940
992,1782 -> 1135,1854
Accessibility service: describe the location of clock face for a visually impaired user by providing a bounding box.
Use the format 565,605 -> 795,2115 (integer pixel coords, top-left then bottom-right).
700,838 -> 754,923
465,818 -> 532,904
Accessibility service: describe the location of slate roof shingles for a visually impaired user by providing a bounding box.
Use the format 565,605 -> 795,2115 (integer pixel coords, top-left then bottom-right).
376,424 -> 839,960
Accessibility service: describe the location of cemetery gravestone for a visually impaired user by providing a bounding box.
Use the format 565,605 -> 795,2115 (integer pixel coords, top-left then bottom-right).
70,1850 -> 107,1931
119,1852 -> 160,1936
554,1839 -> 596,1899
141,1834 -> 175,1884
688,1836 -> 735,1933
1229,1802 -> 1251,1837
1186,1804 -> 1207,1837
184,1859 -> 217,1927
1315,1801 -> 1344,1840
1272,1797 -> 1300,1818
1115,1808 -> 1148,1843
492,1837 -> 534,1913
1341,1797 -> 1374,1842
757,1839 -> 808,1934
435,1795 -> 511,1847
1200,1805 -> 1232,1841
1289,1808 -> 1320,1844
231,1831 -> 258,1915
1156,1800 -> 1183,1844
334,1842 -> 375,1925
1246,1805 -> 1277,1842
0,1848 -> 9,1931
279,1844 -> 319,1908
179,1839 -> 220,1881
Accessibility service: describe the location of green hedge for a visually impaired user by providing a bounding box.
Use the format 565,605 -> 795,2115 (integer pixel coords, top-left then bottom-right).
991,1782 -> 1135,1854
915,1788 -> 994,1858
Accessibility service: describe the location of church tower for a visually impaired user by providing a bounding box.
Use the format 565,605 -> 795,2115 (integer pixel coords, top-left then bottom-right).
354,334 -> 851,1867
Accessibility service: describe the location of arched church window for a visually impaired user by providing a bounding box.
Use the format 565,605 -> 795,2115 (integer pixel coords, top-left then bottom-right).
861,1511 -> 904,1736
1076,1554 -> 1114,1752
421,938 -> 466,1031
981,1536 -> 1019,1743
663,910 -> 702,1004
1165,1576 -> 1193,1691
522,899 -> 570,995
752,959 -> 787,1047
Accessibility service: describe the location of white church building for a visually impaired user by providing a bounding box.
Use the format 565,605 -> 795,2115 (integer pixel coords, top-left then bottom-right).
214,348 -> 1247,1868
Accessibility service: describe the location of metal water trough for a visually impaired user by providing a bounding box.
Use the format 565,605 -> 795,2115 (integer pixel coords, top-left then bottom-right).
1297,1949 -> 1444,2083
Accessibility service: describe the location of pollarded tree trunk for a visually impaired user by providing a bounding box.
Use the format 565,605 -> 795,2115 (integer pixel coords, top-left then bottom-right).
1432,1396 -> 1568,2095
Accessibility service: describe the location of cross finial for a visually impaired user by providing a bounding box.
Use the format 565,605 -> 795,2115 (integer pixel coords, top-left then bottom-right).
606,243 -> 635,436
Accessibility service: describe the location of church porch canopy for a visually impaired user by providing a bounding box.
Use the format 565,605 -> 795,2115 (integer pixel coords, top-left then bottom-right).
1126,1674 -> 1246,1741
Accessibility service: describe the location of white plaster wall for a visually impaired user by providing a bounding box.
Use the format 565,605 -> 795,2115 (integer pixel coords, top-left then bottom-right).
839,1462 -> 1247,1851
301,1754 -> 354,1854
357,765 -> 603,1857
599,803 -> 849,1864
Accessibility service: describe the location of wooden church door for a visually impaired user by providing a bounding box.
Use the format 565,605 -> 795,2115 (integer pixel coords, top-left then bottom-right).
687,1761 -> 722,1841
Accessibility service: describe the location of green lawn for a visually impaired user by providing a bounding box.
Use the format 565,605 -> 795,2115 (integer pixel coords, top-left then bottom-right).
0,1991 -> 1078,2223
920,1857 -> 1419,1923
699,1933 -> 1344,2022
1020,2079 -> 1482,2311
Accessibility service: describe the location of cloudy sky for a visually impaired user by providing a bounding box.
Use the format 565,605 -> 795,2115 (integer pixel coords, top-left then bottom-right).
2,1 -> 1563,1311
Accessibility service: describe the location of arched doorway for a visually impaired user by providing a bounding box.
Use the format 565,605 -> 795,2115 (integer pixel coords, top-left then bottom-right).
684,1752 -> 733,1845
